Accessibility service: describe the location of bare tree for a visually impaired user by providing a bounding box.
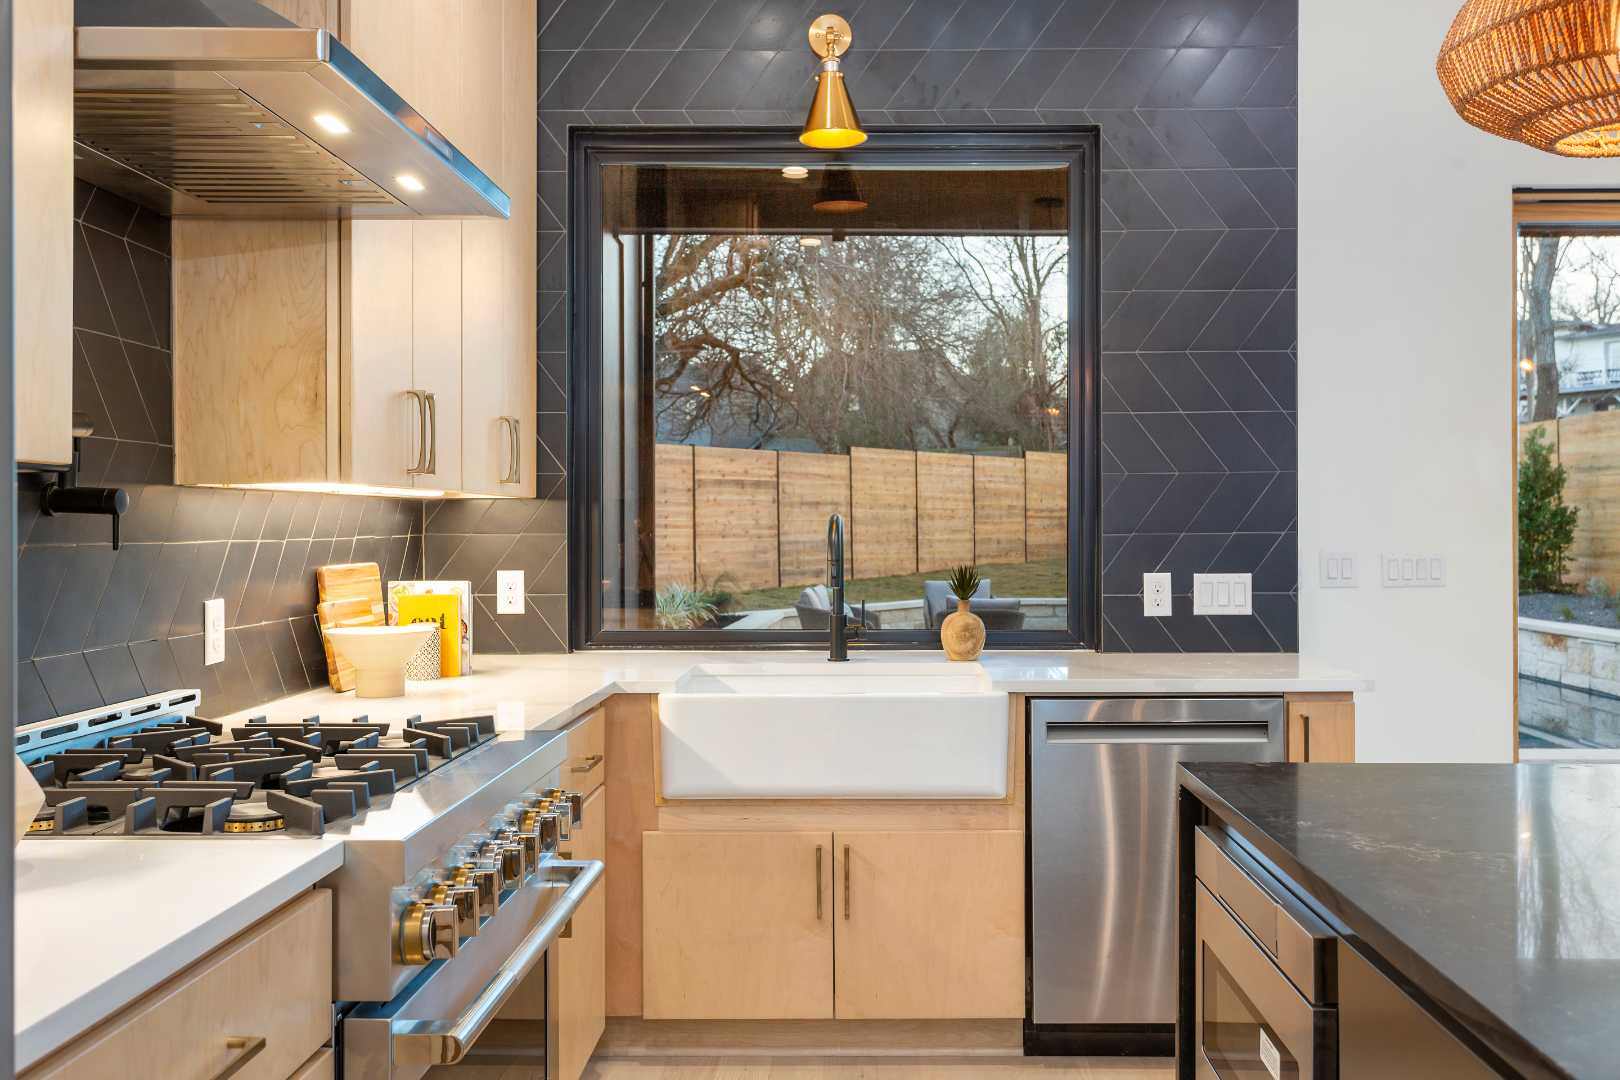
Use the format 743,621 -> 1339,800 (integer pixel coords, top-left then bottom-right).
1521,235 -> 1565,421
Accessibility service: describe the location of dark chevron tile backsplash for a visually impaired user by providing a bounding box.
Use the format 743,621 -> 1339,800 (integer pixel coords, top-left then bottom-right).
15,181 -> 425,724
517,0 -> 1300,652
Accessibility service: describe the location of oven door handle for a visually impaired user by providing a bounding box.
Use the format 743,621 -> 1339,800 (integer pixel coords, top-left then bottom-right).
389,858 -> 604,1066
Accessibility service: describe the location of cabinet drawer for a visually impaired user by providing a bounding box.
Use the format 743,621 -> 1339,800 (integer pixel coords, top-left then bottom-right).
25,890 -> 332,1080
566,707 -> 606,792
288,1047 -> 334,1080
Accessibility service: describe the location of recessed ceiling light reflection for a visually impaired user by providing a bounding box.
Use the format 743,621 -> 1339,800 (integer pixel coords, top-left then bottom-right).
396,174 -> 425,193
313,113 -> 350,135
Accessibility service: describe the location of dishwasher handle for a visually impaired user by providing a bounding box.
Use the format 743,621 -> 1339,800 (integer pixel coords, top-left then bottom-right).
1042,721 -> 1273,745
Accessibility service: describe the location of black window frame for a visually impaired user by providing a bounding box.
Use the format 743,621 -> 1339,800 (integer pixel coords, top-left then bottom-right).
568,126 -> 1102,650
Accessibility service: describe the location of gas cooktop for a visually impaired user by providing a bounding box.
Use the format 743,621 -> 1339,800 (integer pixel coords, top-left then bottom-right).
18,690 -> 494,837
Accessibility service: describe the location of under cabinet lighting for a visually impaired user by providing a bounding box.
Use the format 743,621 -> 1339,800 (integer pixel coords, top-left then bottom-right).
799,236 -> 822,248
782,165 -> 809,180
395,173 -> 425,193
313,113 -> 350,135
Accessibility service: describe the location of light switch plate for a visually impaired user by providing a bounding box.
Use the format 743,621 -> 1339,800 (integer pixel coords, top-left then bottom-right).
204,598 -> 225,666
1319,551 -> 1357,588
1143,572 -> 1172,617
1192,573 -> 1252,616
496,569 -> 525,614
1381,554 -> 1445,588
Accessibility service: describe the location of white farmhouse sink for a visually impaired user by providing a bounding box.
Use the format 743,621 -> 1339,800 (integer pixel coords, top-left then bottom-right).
657,662 -> 1009,799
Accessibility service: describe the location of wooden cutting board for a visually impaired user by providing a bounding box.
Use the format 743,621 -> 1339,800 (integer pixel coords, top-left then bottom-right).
317,561 -> 385,621
316,595 -> 381,693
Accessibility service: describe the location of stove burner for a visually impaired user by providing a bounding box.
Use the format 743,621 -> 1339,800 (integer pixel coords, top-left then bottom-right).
221,805 -> 285,834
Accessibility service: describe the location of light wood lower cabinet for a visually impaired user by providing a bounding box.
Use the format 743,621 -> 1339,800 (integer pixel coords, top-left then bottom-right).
1286,696 -> 1356,762
24,889 -> 332,1080
557,786 -> 608,1080
834,831 -> 1023,1019
641,829 -> 1023,1021
287,1047 -> 334,1080
643,831 -> 835,1020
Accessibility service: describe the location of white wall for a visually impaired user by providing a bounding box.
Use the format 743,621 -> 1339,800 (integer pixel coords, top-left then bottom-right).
1299,1 -> 1618,762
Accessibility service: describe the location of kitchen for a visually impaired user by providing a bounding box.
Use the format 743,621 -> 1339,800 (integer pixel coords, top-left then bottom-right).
5,1 -> 1619,1079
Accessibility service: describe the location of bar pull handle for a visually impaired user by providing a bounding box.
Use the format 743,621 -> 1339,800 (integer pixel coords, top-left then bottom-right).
504,416 -> 522,484
843,843 -> 851,920
423,391 -> 438,476
1300,713 -> 1312,762
208,1035 -> 266,1080
406,390 -> 429,476
815,844 -> 823,920
570,753 -> 604,774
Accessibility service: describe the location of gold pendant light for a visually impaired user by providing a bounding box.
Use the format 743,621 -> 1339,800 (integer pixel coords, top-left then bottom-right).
800,14 -> 866,150
1438,1 -> 1620,156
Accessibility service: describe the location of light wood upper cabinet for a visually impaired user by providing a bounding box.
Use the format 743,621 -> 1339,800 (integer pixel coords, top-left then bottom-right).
834,831 -> 1024,1019
172,0 -> 536,497
14,0 -> 73,468
643,831 -> 835,1020
1286,697 -> 1356,762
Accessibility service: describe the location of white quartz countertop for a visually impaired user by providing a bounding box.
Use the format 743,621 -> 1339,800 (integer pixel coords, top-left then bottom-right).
212,649 -> 1370,730
14,835 -> 343,1070
18,648 -> 1363,1067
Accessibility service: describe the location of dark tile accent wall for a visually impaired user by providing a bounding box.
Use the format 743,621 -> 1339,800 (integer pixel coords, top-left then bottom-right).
436,0 -> 1299,653
15,181 -> 425,724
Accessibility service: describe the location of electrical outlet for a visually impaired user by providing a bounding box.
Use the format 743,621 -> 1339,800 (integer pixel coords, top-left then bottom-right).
1193,573 -> 1252,616
1143,572 -> 1172,617
1381,554 -> 1445,588
497,569 -> 525,614
1320,551 -> 1357,588
204,598 -> 225,666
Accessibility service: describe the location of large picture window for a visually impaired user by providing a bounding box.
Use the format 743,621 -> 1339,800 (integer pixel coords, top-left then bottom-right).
569,129 -> 1100,648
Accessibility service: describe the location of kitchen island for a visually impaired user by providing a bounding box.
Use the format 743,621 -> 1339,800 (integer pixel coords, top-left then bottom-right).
1178,763 -> 1620,1079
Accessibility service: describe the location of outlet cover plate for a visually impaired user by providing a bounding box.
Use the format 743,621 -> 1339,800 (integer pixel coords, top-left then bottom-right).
204,597 -> 225,666
1143,572 -> 1172,617
496,569 -> 525,614
1192,573 -> 1252,616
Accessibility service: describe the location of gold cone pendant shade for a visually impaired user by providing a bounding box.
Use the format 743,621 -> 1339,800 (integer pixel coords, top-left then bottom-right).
801,14 -> 866,149
1438,0 -> 1620,156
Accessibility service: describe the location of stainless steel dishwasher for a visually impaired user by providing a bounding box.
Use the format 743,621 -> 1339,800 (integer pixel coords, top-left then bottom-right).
1028,697 -> 1285,1056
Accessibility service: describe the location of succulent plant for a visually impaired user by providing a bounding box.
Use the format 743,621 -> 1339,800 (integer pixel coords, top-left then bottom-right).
947,564 -> 982,604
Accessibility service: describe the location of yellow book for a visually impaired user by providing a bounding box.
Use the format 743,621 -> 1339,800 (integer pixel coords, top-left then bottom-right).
394,593 -> 461,677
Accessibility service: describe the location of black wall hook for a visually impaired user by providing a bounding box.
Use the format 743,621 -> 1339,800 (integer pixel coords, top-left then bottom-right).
38,414 -> 128,549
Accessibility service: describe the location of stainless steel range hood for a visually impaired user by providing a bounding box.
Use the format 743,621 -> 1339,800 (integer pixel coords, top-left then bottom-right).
72,0 -> 509,219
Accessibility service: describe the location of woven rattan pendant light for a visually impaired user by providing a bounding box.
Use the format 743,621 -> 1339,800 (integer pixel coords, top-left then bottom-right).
1439,1 -> 1620,156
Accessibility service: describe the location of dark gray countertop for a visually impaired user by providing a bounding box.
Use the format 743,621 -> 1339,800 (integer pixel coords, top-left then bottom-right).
1180,763 -> 1620,1080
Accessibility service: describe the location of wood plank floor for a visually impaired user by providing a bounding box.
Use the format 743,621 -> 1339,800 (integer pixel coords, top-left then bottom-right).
439,1058 -> 1173,1079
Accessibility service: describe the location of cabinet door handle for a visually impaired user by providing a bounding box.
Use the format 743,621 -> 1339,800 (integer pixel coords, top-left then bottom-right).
406,390 -> 429,476
423,391 -> 438,476
815,844 -> 824,920
570,753 -> 604,774
503,416 -> 522,484
843,843 -> 851,920
1301,713 -> 1312,762
208,1035 -> 266,1080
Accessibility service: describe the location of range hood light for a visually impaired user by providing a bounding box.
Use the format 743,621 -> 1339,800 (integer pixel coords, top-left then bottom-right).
313,112 -> 350,135
396,174 -> 425,193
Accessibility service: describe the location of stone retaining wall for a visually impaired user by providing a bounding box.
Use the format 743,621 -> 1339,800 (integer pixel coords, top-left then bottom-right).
1519,617 -> 1620,697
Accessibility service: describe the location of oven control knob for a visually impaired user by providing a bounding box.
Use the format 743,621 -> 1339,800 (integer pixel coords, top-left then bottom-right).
546,790 -> 584,828
519,808 -> 565,853
428,881 -> 480,938
489,841 -> 526,889
396,901 -> 458,964
451,864 -> 500,911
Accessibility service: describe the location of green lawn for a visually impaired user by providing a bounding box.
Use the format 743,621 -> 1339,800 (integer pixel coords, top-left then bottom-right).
733,557 -> 1067,610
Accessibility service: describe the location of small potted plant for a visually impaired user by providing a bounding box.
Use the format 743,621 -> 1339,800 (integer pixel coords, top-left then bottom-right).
940,564 -> 987,661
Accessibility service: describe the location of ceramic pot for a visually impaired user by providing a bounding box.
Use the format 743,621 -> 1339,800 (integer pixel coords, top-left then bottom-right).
940,598 -> 986,661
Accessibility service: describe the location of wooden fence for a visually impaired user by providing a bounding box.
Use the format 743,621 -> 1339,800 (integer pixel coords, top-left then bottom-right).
1522,413 -> 1620,587
654,444 -> 1069,591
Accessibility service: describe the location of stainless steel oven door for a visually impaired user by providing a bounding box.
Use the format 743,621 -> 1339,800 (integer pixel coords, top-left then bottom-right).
1195,881 -> 1335,1080
344,858 -> 603,1080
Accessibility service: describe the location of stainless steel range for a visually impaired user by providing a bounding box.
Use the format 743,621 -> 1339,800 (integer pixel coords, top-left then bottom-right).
17,689 -> 605,1080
